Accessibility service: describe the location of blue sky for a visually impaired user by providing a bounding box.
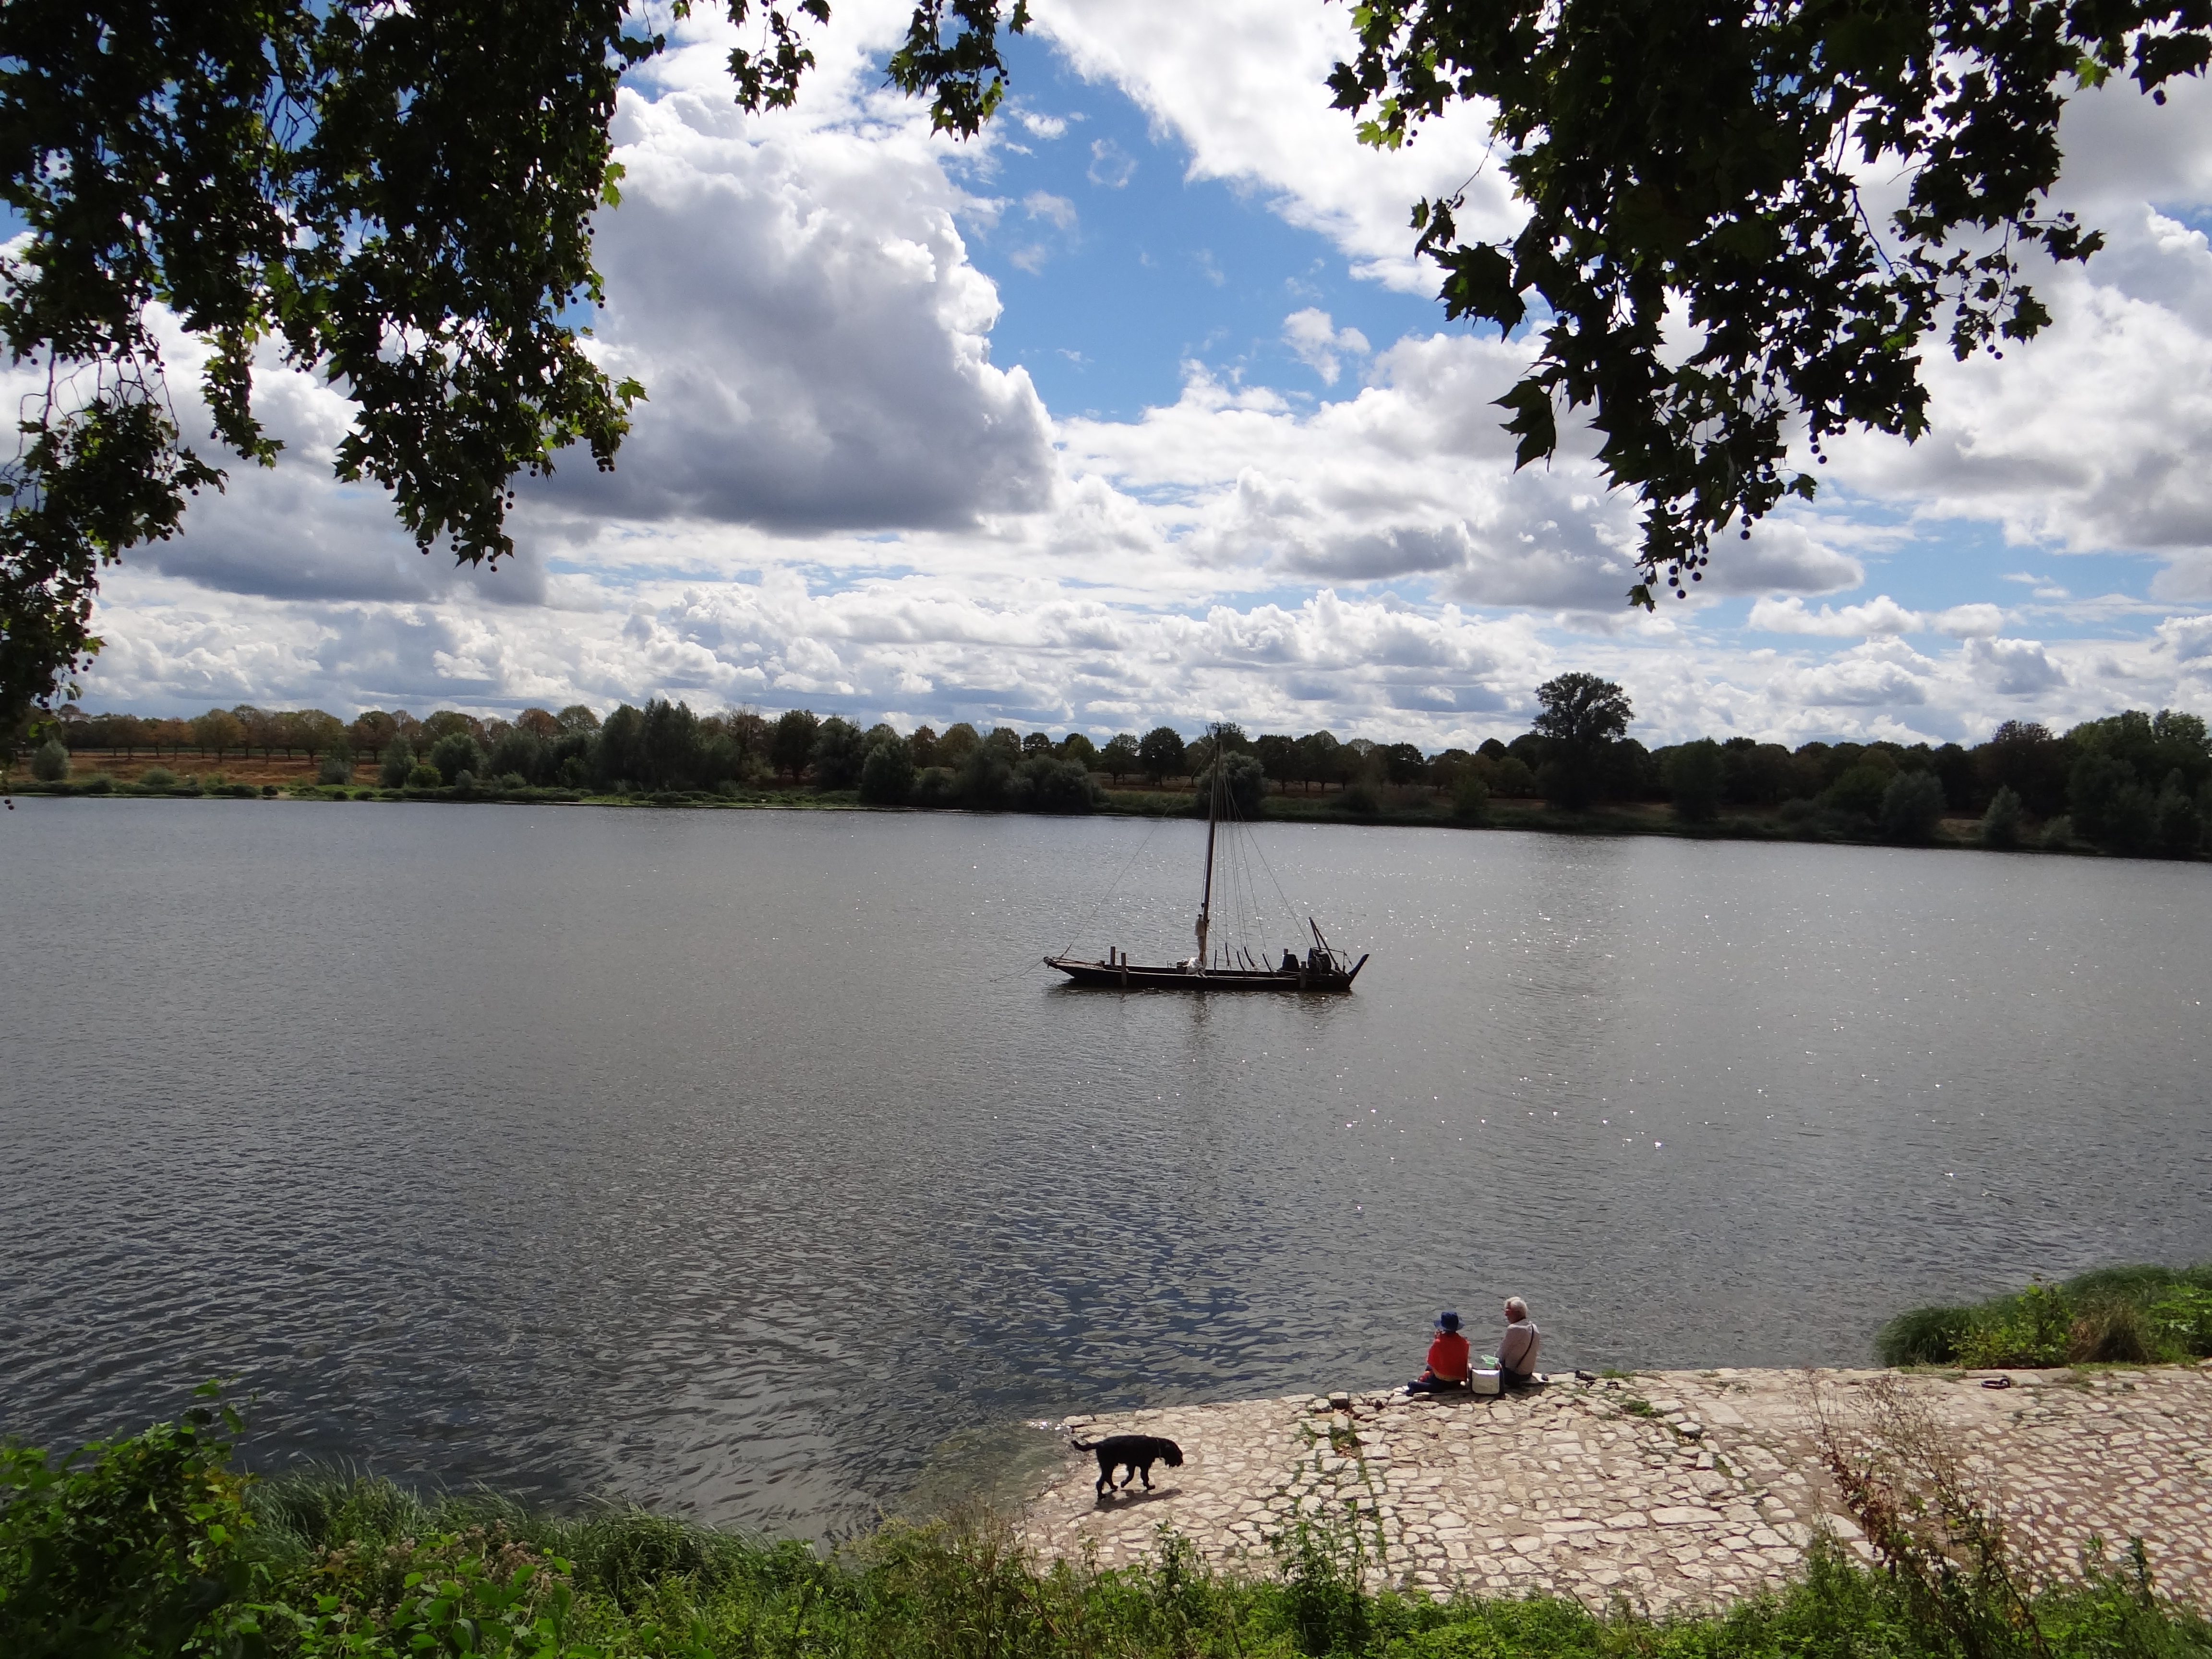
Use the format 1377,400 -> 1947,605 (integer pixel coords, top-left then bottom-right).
952,33 -> 1445,423
31,0 -> 2212,745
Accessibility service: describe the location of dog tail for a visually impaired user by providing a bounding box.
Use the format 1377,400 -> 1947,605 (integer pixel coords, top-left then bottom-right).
1068,1436 -> 1100,1451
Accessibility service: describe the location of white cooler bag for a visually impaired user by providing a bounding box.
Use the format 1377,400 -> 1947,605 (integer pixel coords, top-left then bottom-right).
1469,1368 -> 1502,1395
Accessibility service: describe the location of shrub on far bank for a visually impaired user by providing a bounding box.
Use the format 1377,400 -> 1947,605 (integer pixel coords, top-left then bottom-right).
2154,777 -> 2202,858
859,735 -> 915,804
428,732 -> 486,785
1191,752 -> 1265,819
379,741 -> 416,788
138,766 -> 179,789
1452,774 -> 1490,824
29,738 -> 68,781
318,751 -> 353,785
1016,754 -> 1103,813
1980,784 -> 2024,849
1665,738 -> 1723,823
910,765 -> 957,807
1879,769 -> 1946,843
406,762 -> 443,790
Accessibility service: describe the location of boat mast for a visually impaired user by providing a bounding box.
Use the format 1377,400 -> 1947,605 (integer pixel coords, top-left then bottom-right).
1195,723 -> 1220,970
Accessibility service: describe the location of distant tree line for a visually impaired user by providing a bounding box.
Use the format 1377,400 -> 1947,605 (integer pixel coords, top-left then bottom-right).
21,678 -> 2211,857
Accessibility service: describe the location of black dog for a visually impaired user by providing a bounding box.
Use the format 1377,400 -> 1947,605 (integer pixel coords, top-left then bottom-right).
1071,1432 -> 1184,1498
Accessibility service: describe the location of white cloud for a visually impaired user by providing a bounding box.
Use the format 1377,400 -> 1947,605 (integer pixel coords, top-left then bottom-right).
521,87 -> 1054,533
1964,637 -> 2071,696
1781,645 -> 1936,709
1281,308 -> 1370,385
1747,596 -> 2006,637
1032,0 -> 1514,289
1695,523 -> 1863,599
1086,138 -> 1135,187
1023,191 -> 1079,229
2158,613 -> 2212,664
1059,337 -> 1681,607
47,0 -> 2212,759
1825,233 -> 2212,563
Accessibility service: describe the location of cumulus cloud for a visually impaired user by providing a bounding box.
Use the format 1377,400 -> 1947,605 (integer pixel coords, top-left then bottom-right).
1813,84 -> 2212,598
79,564 -> 1559,741
1281,308 -> 1370,385
519,88 -> 1055,533
2157,613 -> 2212,664
1060,334 -> 1866,611
1775,641 -> 1937,708
1747,595 -> 2006,637
1033,0 -> 1513,288
1825,236 -> 2212,563
1964,636 -> 2071,696
1695,523 -> 1863,599
51,0 -> 2212,758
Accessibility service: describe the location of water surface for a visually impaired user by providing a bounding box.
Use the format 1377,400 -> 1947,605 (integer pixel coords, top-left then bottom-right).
2,800 -> 2207,1533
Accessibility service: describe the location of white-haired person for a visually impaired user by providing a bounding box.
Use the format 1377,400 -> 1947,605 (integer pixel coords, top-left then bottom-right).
1498,1297 -> 1542,1387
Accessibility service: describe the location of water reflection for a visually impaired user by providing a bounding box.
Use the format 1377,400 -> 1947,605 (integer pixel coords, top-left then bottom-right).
0,801 -> 2206,1536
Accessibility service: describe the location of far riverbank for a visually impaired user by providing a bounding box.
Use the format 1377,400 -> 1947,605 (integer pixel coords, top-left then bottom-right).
6,767 -> 2189,862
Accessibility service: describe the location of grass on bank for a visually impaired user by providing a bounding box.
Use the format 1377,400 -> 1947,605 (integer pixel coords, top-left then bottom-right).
1876,1262 -> 2212,1369
7,1382 -> 2212,1659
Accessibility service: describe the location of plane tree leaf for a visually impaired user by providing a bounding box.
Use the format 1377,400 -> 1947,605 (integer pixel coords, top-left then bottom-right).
1326,0 -> 2206,607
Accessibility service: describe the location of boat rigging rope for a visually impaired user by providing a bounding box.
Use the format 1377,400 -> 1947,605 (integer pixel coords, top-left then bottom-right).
1213,788 -> 1304,961
1056,813 -> 1166,960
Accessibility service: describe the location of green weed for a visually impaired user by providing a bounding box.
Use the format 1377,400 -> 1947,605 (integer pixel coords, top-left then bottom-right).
6,1396 -> 2212,1659
1879,1263 -> 2212,1369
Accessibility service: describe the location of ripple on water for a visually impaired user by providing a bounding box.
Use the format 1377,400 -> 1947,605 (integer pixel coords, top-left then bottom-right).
2,801 -> 2208,1535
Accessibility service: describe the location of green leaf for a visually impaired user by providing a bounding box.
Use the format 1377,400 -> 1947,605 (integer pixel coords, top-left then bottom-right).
1493,380 -> 1558,470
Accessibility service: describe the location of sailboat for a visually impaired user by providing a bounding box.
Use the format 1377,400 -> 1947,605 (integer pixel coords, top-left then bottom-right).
1044,728 -> 1370,993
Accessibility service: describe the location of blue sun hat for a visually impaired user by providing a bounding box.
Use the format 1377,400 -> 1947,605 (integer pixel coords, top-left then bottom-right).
1436,1310 -> 1462,1332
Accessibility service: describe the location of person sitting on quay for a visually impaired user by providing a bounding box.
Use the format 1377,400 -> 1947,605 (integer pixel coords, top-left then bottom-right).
1498,1296 -> 1542,1387
1407,1309 -> 1470,1393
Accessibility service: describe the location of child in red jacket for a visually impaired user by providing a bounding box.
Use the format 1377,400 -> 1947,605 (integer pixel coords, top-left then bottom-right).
1407,1310 -> 1470,1392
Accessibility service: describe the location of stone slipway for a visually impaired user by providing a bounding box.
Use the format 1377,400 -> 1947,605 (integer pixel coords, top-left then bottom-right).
1018,1365 -> 2212,1614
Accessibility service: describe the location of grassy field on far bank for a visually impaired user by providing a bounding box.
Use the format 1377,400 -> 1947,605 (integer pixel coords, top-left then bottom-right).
0,767 -> 2082,857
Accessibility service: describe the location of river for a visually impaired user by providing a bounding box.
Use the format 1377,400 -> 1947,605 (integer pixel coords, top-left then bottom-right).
2,798 -> 2206,1533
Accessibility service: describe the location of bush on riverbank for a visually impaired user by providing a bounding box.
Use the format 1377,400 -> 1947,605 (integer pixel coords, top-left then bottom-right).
1877,1263 -> 2212,1368
8,1398 -> 2212,1659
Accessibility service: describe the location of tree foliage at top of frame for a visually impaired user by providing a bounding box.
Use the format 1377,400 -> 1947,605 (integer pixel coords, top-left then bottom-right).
1328,0 -> 2210,608
0,0 -> 1025,733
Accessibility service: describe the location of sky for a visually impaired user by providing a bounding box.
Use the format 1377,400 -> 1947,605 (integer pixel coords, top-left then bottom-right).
30,0 -> 2212,747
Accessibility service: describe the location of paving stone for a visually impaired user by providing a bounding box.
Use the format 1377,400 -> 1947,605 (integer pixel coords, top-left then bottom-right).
1015,1366 -> 2212,1615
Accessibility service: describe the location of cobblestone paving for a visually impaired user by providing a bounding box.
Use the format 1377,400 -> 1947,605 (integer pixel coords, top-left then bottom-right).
1019,1364 -> 2212,1614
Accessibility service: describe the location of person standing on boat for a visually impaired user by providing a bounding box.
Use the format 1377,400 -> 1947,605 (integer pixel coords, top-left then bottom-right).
1498,1297 -> 1542,1386
1407,1310 -> 1470,1393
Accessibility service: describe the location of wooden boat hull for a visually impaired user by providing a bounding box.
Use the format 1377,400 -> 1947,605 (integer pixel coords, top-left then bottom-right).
1045,954 -> 1367,993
